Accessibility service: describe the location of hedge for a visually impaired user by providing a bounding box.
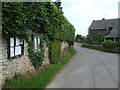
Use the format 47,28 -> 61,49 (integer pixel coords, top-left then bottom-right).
102,40 -> 115,48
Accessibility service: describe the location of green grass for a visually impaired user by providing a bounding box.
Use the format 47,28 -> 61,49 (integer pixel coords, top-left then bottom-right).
3,50 -> 76,89
82,45 -> 120,54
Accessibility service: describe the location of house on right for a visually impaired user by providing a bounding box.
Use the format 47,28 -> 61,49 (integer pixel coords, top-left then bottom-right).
88,18 -> 120,42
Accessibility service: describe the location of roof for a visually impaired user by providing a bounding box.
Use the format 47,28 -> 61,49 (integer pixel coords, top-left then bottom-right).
89,18 -> 120,38
89,18 -> 118,30
105,28 -> 119,38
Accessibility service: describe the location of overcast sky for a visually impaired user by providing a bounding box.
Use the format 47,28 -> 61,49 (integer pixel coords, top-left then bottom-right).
58,0 -> 119,36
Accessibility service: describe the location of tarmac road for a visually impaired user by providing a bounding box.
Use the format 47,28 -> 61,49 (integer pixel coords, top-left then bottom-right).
47,43 -> 118,88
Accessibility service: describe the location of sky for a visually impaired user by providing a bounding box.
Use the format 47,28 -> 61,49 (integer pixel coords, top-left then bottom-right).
54,0 -> 119,36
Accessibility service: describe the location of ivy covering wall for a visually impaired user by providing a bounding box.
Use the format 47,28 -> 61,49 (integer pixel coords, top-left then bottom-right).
2,2 -> 75,68
49,40 -> 61,64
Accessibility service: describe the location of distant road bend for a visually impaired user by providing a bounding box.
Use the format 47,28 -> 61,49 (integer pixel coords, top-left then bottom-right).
47,43 -> 118,88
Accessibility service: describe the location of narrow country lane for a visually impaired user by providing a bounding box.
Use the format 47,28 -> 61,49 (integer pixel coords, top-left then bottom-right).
47,43 -> 118,88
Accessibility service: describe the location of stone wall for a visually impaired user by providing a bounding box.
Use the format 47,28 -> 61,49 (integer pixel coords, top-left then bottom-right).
43,41 -> 69,65
83,44 -> 120,53
61,41 -> 69,56
42,41 -> 69,65
43,43 -> 49,66
88,29 -> 110,41
0,37 -> 34,88
0,35 -> 2,89
0,39 -> 69,89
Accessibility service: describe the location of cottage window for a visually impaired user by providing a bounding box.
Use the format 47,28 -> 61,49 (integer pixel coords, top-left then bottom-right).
9,37 -> 24,58
33,35 -> 40,52
108,27 -> 113,31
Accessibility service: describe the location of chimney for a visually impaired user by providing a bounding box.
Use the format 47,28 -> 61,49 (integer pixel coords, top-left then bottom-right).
102,18 -> 105,20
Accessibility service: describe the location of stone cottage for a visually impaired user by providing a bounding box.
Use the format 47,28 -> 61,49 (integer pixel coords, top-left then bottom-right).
0,35 -> 34,88
1,1 -> 73,88
0,30 -> 51,88
0,31 -> 69,88
88,18 -> 120,42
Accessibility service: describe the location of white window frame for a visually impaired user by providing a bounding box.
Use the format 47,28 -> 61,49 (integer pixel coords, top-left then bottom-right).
33,35 -> 40,52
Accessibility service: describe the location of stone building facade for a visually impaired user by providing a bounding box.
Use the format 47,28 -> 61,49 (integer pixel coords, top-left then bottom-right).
61,41 -> 69,56
88,18 -> 119,42
0,36 -> 35,88
0,35 -> 69,88
0,35 -> 50,88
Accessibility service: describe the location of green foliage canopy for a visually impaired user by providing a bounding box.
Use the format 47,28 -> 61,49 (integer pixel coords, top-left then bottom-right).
2,2 -> 75,45
96,33 -> 103,45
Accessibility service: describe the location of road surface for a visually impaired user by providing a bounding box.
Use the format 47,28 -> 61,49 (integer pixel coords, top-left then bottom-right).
47,43 -> 118,88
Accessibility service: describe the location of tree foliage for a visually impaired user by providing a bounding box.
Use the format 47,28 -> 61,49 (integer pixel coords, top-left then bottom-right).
96,33 -> 103,45
85,37 -> 94,44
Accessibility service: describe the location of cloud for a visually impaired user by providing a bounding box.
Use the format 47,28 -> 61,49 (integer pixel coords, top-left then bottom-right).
107,10 -> 118,18
61,0 -> 118,36
90,14 -> 104,20
97,0 -> 113,2
97,0 -> 119,3
63,0 -> 98,15
61,0 -> 80,3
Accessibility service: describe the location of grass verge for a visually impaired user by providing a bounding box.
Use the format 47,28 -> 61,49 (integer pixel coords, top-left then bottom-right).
82,45 -> 120,54
3,50 -> 76,89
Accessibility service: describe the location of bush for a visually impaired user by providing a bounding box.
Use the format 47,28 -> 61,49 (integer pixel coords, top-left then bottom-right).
85,37 -> 94,44
102,40 -> 115,48
29,51 -> 44,68
27,38 -> 44,69
115,40 -> 120,47
49,41 -> 61,64
96,33 -> 103,45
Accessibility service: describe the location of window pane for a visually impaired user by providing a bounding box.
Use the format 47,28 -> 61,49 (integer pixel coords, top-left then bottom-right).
16,37 -> 20,46
15,46 -> 21,56
10,47 -> 14,57
34,37 -> 37,50
38,37 -> 40,45
19,38 -> 23,45
10,37 -> 14,46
